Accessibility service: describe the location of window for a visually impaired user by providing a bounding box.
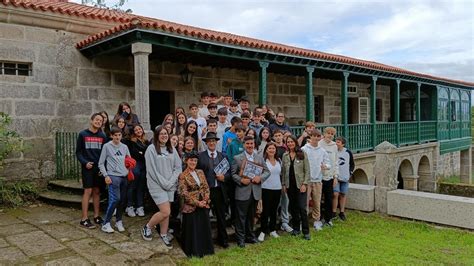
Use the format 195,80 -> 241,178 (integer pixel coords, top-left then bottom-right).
229,89 -> 246,101
359,97 -> 369,123
0,62 -> 32,76
348,85 -> 357,94
314,95 -> 324,123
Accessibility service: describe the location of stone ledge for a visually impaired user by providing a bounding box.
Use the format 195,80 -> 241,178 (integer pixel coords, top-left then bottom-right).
346,183 -> 375,212
387,189 -> 474,230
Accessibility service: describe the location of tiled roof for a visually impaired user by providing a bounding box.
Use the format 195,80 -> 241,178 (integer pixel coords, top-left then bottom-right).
2,0 -> 473,87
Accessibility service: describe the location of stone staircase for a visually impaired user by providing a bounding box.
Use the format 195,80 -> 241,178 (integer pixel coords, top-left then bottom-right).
39,179 -> 98,209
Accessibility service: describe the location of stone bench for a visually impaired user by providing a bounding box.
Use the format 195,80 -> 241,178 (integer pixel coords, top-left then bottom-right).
387,189 -> 474,229
346,183 -> 375,212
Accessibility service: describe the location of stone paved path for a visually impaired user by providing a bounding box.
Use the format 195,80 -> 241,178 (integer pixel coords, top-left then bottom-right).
0,204 -> 187,265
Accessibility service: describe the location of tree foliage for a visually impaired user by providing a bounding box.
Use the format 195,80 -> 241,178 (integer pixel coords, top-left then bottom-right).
0,112 -> 22,167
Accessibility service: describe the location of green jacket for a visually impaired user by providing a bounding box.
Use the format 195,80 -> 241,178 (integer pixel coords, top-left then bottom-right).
227,138 -> 244,165
281,152 -> 310,189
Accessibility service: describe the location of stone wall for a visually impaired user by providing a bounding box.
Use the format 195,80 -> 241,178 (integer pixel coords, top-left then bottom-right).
436,151 -> 461,179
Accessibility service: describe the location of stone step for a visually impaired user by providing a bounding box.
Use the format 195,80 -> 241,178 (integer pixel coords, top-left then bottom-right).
48,179 -> 84,195
39,190 -> 86,209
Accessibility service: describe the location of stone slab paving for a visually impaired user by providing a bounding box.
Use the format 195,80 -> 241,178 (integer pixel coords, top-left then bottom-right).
6,231 -> 66,257
0,204 -> 186,264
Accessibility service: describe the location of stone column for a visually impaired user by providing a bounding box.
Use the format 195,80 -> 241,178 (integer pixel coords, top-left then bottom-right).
403,175 -> 419,190
374,141 -> 399,213
132,42 -> 152,131
258,61 -> 269,106
460,147 -> 472,184
305,67 -> 315,122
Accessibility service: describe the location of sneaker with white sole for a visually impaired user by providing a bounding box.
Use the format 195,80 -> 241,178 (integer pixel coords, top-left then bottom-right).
161,234 -> 173,248
101,222 -> 114,233
270,231 -> 279,238
136,207 -> 145,217
324,220 -> 334,227
142,225 -> 152,241
115,220 -> 125,232
167,233 -> 174,241
258,232 -> 265,242
125,206 -> 136,217
280,223 -> 293,233
314,220 -> 323,231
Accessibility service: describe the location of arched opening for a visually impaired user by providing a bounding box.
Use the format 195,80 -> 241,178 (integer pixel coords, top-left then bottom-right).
418,156 -> 432,192
398,159 -> 416,190
351,169 -> 369,185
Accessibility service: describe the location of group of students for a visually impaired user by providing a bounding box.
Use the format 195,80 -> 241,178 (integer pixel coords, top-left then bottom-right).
75,92 -> 355,258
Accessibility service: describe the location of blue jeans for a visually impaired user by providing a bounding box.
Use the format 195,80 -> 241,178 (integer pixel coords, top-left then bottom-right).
104,175 -> 128,224
127,161 -> 146,208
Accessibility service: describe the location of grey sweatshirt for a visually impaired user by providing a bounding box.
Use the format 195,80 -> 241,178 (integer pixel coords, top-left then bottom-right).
98,141 -> 130,178
145,144 -> 182,192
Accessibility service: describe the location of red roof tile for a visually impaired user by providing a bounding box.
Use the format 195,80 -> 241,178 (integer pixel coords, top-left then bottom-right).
2,0 -> 473,87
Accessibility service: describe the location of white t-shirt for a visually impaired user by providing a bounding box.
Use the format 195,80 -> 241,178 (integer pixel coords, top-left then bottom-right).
262,159 -> 282,190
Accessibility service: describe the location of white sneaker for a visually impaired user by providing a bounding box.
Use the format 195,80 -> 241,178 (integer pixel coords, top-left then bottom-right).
258,232 -> 265,242
136,207 -> 145,217
314,220 -> 323,231
125,207 -> 136,217
101,222 -> 114,233
167,232 -> 174,241
281,223 -> 293,233
115,220 -> 125,232
270,231 -> 279,238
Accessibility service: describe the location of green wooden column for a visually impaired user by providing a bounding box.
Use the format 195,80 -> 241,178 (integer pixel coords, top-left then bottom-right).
258,61 -> 269,106
448,88 -> 451,140
395,79 -> 401,147
416,83 -> 421,143
370,76 -> 377,149
305,67 -> 315,122
458,90 -> 462,138
341,72 -> 349,137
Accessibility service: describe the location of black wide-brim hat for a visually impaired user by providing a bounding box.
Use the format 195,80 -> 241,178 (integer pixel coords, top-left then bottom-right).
202,132 -> 220,142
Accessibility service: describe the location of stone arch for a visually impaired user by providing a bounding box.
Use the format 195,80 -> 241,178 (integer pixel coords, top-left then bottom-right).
398,159 -> 417,190
418,156 -> 433,192
351,168 -> 369,184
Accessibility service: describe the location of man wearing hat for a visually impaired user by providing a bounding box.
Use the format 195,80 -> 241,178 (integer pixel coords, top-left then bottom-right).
197,132 -> 231,248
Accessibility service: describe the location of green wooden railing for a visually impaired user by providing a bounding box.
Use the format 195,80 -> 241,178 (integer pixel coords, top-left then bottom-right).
376,122 -> 397,145
400,121 -> 418,145
348,124 -> 372,152
55,132 -> 81,180
420,121 -> 437,141
438,121 -> 449,140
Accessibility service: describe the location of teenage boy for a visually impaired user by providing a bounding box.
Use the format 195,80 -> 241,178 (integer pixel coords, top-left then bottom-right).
231,136 -> 270,248
98,127 -> 131,233
227,100 -> 241,122
272,129 -> 287,160
298,121 -> 316,146
188,103 -> 207,138
76,113 -> 107,229
240,112 -> 251,132
301,129 -> 331,231
209,92 -> 224,109
269,112 -> 291,134
198,132 -> 231,248
202,119 -> 218,151
249,110 -> 264,137
207,103 -> 219,121
238,96 -> 251,114
318,127 -> 339,226
216,108 -> 231,152
198,92 -> 210,118
222,116 -> 242,154
333,137 -> 354,221
223,94 -> 233,109
226,124 -> 245,227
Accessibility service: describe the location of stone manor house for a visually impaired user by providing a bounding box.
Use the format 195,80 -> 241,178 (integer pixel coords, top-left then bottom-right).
0,1 -> 472,211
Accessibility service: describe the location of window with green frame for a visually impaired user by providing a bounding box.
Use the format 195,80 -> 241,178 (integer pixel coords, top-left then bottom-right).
438,87 -> 449,121
461,91 -> 470,121
449,89 -> 460,122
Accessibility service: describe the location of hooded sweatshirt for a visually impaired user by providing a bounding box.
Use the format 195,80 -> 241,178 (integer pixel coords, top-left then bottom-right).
318,139 -> 339,181
301,143 -> 331,183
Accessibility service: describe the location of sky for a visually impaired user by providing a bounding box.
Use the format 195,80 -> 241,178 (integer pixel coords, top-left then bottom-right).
77,0 -> 473,90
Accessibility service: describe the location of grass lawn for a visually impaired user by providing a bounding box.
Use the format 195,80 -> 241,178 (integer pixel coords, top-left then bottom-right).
180,211 -> 474,265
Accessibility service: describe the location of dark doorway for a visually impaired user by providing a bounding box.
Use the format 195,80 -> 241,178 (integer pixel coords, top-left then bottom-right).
348,97 -> 359,124
150,90 -> 173,130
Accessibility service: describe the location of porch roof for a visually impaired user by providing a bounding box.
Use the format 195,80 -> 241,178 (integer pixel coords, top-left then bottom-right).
3,0 -> 473,89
